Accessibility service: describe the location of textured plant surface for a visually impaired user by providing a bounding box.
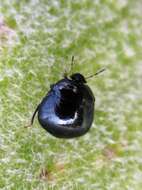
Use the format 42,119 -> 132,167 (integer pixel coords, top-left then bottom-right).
0,1 -> 142,189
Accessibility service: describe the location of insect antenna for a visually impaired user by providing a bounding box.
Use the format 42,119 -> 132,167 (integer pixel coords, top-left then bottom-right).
85,68 -> 106,80
70,56 -> 75,75
63,56 -> 75,78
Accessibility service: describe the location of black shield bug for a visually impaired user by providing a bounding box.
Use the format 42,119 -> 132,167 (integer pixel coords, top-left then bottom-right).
28,57 -> 105,138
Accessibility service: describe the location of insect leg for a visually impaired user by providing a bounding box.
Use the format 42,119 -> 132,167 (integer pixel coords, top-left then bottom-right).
25,104 -> 40,127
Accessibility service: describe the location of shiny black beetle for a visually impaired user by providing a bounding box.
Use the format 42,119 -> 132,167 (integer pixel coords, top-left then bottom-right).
29,59 -> 105,138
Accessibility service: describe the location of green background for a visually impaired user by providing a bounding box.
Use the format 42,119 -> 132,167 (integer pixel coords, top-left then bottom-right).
0,0 -> 142,189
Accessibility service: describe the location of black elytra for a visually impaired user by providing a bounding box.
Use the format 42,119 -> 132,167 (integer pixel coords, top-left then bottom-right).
30,72 -> 95,138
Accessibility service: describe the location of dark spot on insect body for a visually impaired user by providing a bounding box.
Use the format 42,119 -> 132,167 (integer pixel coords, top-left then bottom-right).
30,73 -> 95,138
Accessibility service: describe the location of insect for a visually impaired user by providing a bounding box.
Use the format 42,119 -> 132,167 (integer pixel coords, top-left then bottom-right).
28,57 -> 105,138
